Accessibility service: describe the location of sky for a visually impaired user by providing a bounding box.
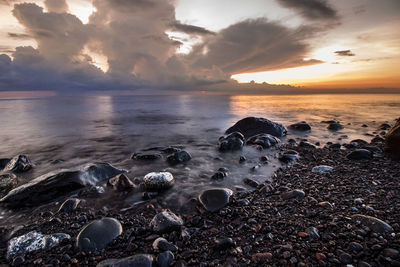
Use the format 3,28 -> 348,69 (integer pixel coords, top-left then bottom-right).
0,0 -> 399,93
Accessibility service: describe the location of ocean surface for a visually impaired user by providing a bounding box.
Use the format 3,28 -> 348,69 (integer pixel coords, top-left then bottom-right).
0,92 -> 399,223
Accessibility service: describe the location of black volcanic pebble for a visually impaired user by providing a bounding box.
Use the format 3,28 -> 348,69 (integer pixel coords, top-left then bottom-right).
289,121 -> 311,131
198,188 -> 233,212
153,237 -> 178,252
346,149 -> 372,160
215,238 -> 236,250
150,211 -> 183,233
328,123 -> 344,131
157,251 -> 174,267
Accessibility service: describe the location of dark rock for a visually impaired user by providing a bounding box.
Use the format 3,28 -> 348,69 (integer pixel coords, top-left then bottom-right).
289,121 -> 311,131
0,158 -> 11,170
385,118 -> 400,156
107,173 -> 136,191
3,155 -> 32,173
306,227 -> 320,240
328,123 -> 344,131
78,185 -> 105,198
150,211 -> 183,233
218,132 -> 244,152
288,139 -> 296,144
352,214 -> 394,234
281,189 -> 305,200
0,162 -> 125,209
157,251 -> 174,267
211,171 -> 227,180
382,248 -> 399,259
97,254 -> 154,267
246,133 -> 280,149
57,198 -> 80,213
198,188 -> 233,212
243,178 -> 259,188
76,217 -> 123,252
166,151 -> 191,165
346,149 -> 372,160
215,238 -> 235,250
131,153 -> 162,161
279,150 -> 299,163
142,191 -> 159,200
239,156 -> 246,163
321,119 -> 339,124
160,147 -> 182,154
350,139 -> 369,146
7,231 -> 70,259
348,242 -> 363,252
12,256 -> 24,266
143,172 -> 174,191
225,117 -> 287,138
153,237 -> 178,252
299,141 -> 316,149
329,143 -> 341,149
371,135 -> 385,143
380,123 -> 391,130
0,173 -> 17,197
338,252 -> 352,264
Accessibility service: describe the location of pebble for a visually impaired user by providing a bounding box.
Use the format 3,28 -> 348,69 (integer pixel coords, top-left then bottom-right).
153,237 -> 178,252
157,251 -> 174,267
311,165 -> 333,173
150,211 -> 183,233
338,252 -> 352,264
281,189 -> 305,200
352,214 -> 394,234
58,198 -> 81,213
97,254 -> 154,267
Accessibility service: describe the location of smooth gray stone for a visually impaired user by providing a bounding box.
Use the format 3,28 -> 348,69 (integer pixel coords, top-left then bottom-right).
198,188 -> 233,212
352,214 -> 393,234
97,254 -> 154,267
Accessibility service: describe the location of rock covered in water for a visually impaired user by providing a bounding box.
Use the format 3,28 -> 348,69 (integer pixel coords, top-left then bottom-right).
352,214 -> 393,234
97,254 -> 154,267
218,132 -> 244,152
198,188 -> 233,212
107,173 -> 136,191
166,151 -> 191,165
328,122 -> 344,131
246,133 -> 280,149
150,211 -> 183,233
385,118 -> 400,156
7,231 -> 70,259
143,172 -> 174,191
226,117 -> 287,138
0,173 -> 17,197
289,121 -> 311,131
3,155 -> 32,173
131,153 -> 162,161
312,165 -> 333,173
57,198 -> 80,213
76,217 -> 123,252
346,149 -> 372,160
0,162 -> 125,209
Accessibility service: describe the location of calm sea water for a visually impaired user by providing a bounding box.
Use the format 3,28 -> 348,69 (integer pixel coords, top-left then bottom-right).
0,92 -> 399,221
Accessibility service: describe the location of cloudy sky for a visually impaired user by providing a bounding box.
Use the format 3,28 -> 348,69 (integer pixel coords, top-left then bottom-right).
0,0 -> 399,92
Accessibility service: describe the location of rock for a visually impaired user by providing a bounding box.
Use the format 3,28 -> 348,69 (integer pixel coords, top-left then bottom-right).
7,231 -> 70,259
243,178 -> 259,188
328,123 -> 344,131
382,248 -> 399,259
0,162 -> 125,209
279,150 -> 299,163
352,214 -> 394,234
246,133 -> 280,149
153,237 -> 178,252
289,121 -> 311,131
211,171 -> 227,180
97,254 -> 154,267
150,211 -> 183,233
157,251 -> 174,267
3,155 -> 32,173
143,172 -> 174,191
198,188 -> 233,212
107,173 -> 136,191
78,185 -> 105,198
0,158 -> 11,170
239,156 -> 246,163
131,153 -> 162,161
385,118 -> 400,156
350,139 -> 369,146
348,242 -> 363,252
311,165 -> 333,173
57,198 -> 80,213
371,136 -> 385,143
281,189 -> 305,200
305,227 -> 320,240
166,151 -> 191,165
380,123 -> 391,130
299,141 -> 316,149
218,132 -> 244,152
215,238 -> 235,250
252,252 -> 273,263
0,173 -> 17,197
338,252 -> 352,264
226,117 -> 287,138
346,149 -> 372,160
76,217 -> 123,252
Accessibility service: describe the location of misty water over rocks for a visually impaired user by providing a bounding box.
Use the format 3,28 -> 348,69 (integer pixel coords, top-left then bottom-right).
0,92 -> 399,225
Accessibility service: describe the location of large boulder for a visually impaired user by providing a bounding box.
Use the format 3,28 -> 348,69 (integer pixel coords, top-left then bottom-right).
198,188 -> 233,212
76,217 -> 123,252
385,118 -> 400,156
225,117 -> 287,139
218,132 -> 244,152
3,155 -> 32,173
0,163 -> 126,209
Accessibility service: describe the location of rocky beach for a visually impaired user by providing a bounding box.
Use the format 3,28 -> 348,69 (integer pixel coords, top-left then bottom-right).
0,114 -> 399,267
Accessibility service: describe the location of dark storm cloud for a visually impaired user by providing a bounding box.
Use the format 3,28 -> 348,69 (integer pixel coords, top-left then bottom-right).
169,21 -> 215,35
335,50 -> 355,56
7,32 -> 31,39
276,0 -> 338,20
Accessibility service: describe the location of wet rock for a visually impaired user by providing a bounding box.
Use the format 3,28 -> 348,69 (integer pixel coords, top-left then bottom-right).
107,173 -> 136,191
279,150 -> 299,163
211,171 -> 227,180
150,211 -> 183,233
348,242 -> 363,252
143,172 -> 174,191
239,156 -> 246,163
0,173 -> 17,197
306,227 -> 320,240
198,188 -> 233,212
338,252 -> 352,264
57,198 -> 80,213
328,123 -> 344,131
131,153 -> 162,161
352,214 -> 394,234
380,123 -> 391,130
329,143 -> 341,149
78,185 -> 105,198
281,189 -> 305,200
289,121 -> 311,131
7,231 -> 70,259
246,133 -> 280,149
243,178 -> 259,188
225,117 -> 287,138
382,248 -> 399,259
0,162 -> 125,209
311,165 -> 333,173
252,252 -> 273,263
350,139 -> 369,146
218,132 -> 244,152
153,237 -> 178,252
371,136 -> 385,143
166,151 -> 191,165
76,217 -> 123,252
299,141 -> 316,149
346,149 -> 372,160
142,191 -> 158,200
385,118 -> 400,156
0,158 -> 11,170
3,155 -> 32,173
97,254 -> 154,267
215,238 -> 235,250
157,251 -> 174,267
